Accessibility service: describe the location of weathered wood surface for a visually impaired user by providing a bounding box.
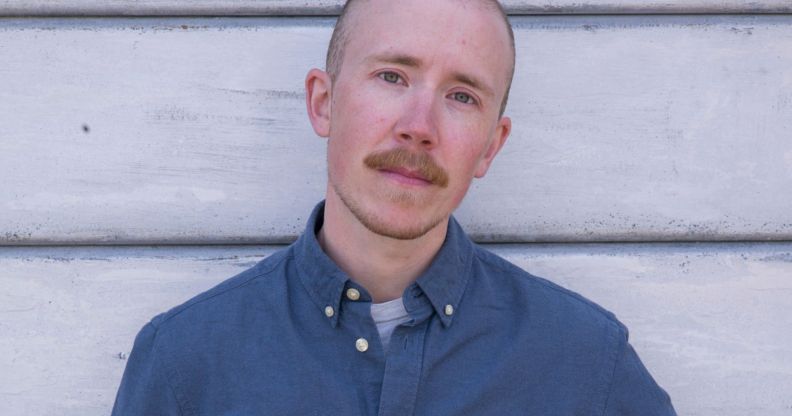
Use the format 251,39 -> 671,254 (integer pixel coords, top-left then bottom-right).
1,16 -> 791,245
1,0 -> 792,16
0,243 -> 790,415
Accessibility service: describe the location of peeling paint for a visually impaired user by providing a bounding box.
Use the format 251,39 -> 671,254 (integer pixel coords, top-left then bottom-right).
729,26 -> 755,35
215,87 -> 303,100
760,253 -> 792,263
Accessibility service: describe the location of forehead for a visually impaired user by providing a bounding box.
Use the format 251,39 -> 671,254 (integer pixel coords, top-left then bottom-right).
340,0 -> 512,92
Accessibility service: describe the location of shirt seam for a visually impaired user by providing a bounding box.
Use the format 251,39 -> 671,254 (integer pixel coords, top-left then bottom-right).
600,321 -> 626,415
151,250 -> 290,329
151,335 -> 188,416
473,246 -> 619,325
143,252 -> 291,414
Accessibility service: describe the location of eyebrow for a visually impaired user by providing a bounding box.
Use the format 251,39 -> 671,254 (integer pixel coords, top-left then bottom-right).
366,53 -> 423,68
451,71 -> 493,98
366,52 -> 495,98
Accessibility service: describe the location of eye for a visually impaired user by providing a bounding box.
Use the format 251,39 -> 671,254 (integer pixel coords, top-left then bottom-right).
451,91 -> 476,105
378,71 -> 403,84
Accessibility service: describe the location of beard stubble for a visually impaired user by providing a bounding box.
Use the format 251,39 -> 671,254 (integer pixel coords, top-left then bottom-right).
332,147 -> 451,240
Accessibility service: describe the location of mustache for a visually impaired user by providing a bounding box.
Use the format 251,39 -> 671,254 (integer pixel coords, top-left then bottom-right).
364,148 -> 449,188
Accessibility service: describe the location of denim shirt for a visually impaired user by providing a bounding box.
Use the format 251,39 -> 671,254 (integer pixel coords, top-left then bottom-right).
113,202 -> 676,415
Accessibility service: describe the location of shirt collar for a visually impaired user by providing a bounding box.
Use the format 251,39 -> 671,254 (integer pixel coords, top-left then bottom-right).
293,201 -> 474,328
413,211 -> 474,327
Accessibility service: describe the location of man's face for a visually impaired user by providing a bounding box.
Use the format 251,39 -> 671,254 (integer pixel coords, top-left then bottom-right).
315,0 -> 512,240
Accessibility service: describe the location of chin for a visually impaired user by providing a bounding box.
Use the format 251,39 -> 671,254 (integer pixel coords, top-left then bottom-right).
362,213 -> 444,240
338,190 -> 447,241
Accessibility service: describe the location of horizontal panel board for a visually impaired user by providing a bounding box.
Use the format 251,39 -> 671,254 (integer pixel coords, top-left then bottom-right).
0,243 -> 790,415
1,16 -> 791,244
1,0 -> 792,16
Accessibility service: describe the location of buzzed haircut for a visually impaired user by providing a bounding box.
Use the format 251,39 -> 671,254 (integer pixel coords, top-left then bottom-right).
325,0 -> 516,117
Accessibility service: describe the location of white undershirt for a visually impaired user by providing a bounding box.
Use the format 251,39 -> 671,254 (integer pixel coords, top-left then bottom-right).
370,297 -> 411,349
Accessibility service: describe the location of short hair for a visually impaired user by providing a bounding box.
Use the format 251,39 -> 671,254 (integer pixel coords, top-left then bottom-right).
325,0 -> 516,117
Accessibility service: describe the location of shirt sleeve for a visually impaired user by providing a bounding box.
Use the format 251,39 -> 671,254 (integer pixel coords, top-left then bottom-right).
603,328 -> 677,416
112,322 -> 182,416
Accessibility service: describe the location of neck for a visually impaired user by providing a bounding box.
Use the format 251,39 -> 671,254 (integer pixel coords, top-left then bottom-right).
318,192 -> 448,303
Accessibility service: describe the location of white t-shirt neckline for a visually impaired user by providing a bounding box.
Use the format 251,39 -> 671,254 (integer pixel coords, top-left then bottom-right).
370,297 -> 411,350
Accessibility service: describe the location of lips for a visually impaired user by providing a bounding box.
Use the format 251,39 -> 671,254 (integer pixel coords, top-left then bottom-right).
380,167 -> 432,184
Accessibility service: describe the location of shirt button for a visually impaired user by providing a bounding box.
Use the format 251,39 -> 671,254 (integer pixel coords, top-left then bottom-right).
324,306 -> 335,318
355,338 -> 369,352
444,304 -> 454,316
346,288 -> 361,301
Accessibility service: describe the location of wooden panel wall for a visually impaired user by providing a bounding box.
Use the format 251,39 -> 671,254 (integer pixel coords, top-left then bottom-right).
1,0 -> 792,15
1,16 -> 790,244
1,244 -> 791,415
1,1 -> 790,415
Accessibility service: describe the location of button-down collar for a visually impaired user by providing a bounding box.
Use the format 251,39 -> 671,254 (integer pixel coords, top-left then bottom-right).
294,201 -> 474,328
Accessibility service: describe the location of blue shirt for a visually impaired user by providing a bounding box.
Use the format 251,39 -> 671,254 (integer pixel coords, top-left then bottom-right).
113,202 -> 676,415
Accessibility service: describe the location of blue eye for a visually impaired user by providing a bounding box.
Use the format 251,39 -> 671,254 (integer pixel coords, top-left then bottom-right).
379,72 -> 402,83
452,92 -> 475,104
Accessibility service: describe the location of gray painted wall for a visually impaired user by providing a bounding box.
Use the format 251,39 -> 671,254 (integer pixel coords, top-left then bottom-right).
1,1 -> 790,415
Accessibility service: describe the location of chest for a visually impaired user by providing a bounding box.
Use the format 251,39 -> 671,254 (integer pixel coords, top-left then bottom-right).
170,315 -> 608,416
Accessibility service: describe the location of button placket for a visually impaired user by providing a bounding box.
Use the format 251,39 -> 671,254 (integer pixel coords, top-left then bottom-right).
376,319 -> 430,416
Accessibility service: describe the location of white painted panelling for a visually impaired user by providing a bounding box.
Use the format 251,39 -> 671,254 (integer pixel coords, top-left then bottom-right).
0,246 -> 276,416
0,244 -> 790,415
1,16 -> 791,244
464,15 -> 792,242
1,0 -> 791,16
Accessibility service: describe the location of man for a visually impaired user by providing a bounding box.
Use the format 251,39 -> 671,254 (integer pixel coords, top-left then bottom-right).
113,0 -> 676,414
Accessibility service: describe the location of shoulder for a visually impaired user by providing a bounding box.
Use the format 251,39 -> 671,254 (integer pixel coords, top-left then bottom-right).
470,244 -> 627,337
147,247 -> 294,333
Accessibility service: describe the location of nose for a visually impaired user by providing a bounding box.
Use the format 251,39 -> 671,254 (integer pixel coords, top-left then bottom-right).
394,89 -> 439,149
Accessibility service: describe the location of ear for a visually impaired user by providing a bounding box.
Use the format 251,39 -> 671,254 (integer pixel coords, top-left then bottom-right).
473,116 -> 511,178
305,68 -> 332,138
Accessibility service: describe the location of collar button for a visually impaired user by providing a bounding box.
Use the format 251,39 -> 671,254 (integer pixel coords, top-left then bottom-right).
346,288 -> 361,301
